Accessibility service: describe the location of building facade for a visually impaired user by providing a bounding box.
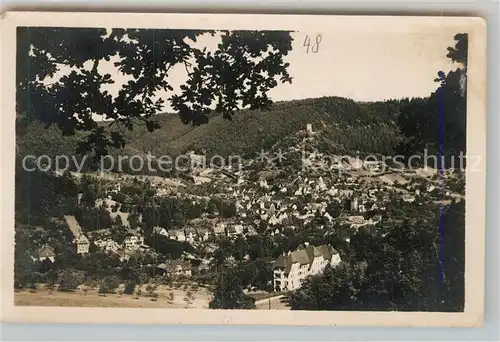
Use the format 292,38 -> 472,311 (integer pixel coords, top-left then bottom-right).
75,234 -> 90,254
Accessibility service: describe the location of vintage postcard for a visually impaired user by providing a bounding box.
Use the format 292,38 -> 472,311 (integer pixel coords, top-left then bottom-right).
1,12 -> 486,327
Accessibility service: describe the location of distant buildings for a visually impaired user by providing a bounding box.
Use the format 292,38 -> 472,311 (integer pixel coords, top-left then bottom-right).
42,124 -> 448,299
402,194 -> 416,203
124,231 -> 144,250
213,223 -> 226,235
169,229 -> 186,242
350,197 -> 359,212
156,259 -> 192,277
306,123 -> 315,135
187,151 -> 206,169
90,229 -> 119,253
152,226 -> 168,236
272,243 -> 341,292
227,224 -> 244,236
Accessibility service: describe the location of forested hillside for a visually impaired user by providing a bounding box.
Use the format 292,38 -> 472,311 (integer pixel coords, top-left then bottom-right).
17,96 -> 404,164
16,33 -> 467,170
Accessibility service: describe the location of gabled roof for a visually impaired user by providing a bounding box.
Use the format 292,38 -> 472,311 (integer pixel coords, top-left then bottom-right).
125,229 -> 143,237
75,234 -> 89,244
316,245 -> 337,260
64,215 -> 83,238
172,230 -> 185,237
38,245 -> 55,258
156,263 -> 169,270
152,226 -> 168,234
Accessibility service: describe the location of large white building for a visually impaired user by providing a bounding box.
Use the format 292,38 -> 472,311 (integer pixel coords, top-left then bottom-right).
272,243 -> 341,292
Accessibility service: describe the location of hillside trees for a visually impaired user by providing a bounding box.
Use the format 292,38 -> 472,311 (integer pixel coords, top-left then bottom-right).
16,94 -> 406,170
14,229 -> 37,288
140,197 -> 204,235
17,28 -> 293,158
15,164 -> 79,225
397,33 -> 468,161
73,205 -> 113,232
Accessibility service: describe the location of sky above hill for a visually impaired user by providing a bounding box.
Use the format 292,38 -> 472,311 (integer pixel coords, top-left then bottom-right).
272,30 -> 458,102
45,26 -> 461,117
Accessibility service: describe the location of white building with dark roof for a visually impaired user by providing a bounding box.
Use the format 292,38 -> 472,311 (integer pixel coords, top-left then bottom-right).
272,243 -> 341,292
37,244 -> 56,262
64,215 -> 90,254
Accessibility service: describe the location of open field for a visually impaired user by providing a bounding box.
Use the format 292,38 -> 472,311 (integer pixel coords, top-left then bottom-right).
15,285 -> 211,309
15,286 -> 291,310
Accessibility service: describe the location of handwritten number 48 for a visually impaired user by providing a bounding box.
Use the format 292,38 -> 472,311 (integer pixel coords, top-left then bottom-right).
304,34 -> 322,53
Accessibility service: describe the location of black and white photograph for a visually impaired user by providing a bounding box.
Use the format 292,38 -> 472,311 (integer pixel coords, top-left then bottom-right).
1,12 -> 487,326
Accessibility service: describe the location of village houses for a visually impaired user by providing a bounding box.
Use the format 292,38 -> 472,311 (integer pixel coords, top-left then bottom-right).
124,230 -> 144,250
156,259 -> 192,277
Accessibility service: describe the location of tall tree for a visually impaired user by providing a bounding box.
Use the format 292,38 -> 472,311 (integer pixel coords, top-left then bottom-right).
209,265 -> 256,309
397,33 -> 468,161
17,28 -> 293,158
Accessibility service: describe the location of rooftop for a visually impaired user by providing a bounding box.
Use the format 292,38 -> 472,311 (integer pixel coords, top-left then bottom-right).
64,215 -> 84,238
38,244 -> 55,258
273,244 -> 338,275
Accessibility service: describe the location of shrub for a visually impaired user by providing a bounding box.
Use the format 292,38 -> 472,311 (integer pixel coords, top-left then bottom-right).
168,291 -> 175,303
81,284 -> 89,295
58,269 -> 85,292
98,276 -> 121,294
145,283 -> 157,297
134,288 -> 142,299
124,281 -> 136,295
